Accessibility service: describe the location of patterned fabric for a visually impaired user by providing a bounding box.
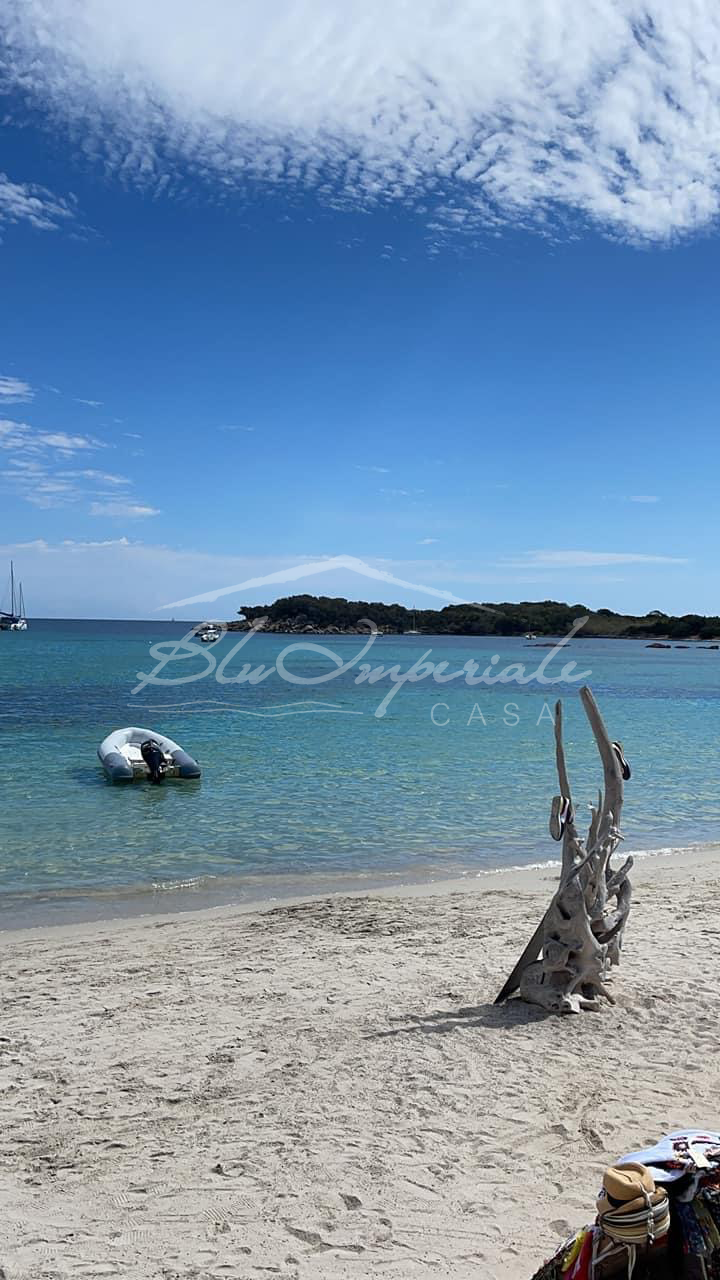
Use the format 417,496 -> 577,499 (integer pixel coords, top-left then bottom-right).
527,1136 -> 720,1278
703,1187 -> 720,1235
562,1229 -> 593,1279
696,1202 -> 720,1253
707,1248 -> 720,1280
676,1201 -> 709,1256
529,1227 -> 596,1280
561,1231 -> 587,1272
528,1254 -> 562,1280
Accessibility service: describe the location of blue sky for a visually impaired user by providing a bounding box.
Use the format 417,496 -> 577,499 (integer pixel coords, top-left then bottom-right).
1,2 -> 718,618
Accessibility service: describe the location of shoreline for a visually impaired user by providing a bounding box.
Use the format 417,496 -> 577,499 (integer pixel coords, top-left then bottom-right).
225,622 -> 720,644
3,840 -> 718,941
3,844 -> 719,1279
22,618 -> 720,641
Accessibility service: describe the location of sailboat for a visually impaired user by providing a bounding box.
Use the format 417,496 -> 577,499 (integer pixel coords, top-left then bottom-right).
0,561 -> 28,631
404,610 -> 420,636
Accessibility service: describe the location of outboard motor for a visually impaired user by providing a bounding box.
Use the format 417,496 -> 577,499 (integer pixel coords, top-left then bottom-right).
140,738 -> 168,784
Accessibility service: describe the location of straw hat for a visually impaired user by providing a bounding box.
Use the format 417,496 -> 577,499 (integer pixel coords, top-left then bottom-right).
597,1163 -> 670,1246
597,1163 -> 655,1214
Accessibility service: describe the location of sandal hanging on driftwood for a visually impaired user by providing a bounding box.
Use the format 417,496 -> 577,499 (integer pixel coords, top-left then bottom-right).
495,686 -> 633,1015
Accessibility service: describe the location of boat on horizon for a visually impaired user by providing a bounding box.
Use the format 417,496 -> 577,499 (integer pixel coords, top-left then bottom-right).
196,621 -> 222,643
0,561 -> 28,631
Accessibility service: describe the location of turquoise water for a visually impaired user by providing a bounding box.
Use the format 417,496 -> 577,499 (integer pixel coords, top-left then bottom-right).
1,620 -> 719,924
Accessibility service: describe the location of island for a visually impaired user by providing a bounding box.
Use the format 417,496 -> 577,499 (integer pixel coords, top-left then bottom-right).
223,595 -> 720,641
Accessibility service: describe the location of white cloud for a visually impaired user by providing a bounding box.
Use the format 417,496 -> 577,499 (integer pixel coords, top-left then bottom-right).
629,494 -> 660,503
61,537 -> 133,548
36,431 -> 106,453
2,462 -> 80,508
90,500 -> 160,518
5,2 -> 720,241
418,537 -> 439,545
0,375 -> 34,403
1,420 -> 108,456
75,398 -> 103,407
356,464 -> 390,474
5,458 -> 44,472
502,549 -> 688,569
219,425 -> 255,432
0,171 -> 77,233
66,469 -> 131,485
0,418 -> 31,449
2,461 -> 112,509
0,417 -> 154,510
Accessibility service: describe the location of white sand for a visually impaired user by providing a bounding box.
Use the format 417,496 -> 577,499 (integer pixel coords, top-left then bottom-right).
2,848 -> 719,1280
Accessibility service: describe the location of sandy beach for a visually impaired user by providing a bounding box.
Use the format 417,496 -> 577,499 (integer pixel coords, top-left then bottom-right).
2,848 -> 719,1280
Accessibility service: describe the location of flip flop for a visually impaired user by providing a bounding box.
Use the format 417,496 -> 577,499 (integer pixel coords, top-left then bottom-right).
549,795 -> 572,841
612,741 -> 631,781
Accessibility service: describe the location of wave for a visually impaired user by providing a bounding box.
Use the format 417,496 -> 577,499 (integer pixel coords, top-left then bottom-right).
472,841 -> 719,878
2,840 -> 717,929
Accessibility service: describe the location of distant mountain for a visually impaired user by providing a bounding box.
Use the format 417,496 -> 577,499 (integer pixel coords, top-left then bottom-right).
230,594 -> 720,640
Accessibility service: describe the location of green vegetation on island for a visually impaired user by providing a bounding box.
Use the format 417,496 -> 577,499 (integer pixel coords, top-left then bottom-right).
231,595 -> 720,640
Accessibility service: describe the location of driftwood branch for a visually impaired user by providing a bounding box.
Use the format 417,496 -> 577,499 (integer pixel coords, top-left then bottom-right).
495,685 -> 633,1015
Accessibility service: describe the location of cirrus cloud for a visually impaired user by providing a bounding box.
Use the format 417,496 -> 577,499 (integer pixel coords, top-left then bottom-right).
0,171 -> 77,233
0,374 -> 34,403
4,2 -> 720,242
0,418 -> 106,455
89,500 -> 160,518
0,416 -> 158,512
501,548 -> 688,569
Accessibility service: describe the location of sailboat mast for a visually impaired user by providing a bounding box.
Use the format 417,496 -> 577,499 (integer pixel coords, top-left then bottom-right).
10,560 -> 15,616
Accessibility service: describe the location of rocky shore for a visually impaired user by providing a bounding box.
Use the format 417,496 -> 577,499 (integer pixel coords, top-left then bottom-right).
226,618 -> 385,635
225,618 -> 720,643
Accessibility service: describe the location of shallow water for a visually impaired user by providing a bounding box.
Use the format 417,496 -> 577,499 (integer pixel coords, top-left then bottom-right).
1,620 -> 719,924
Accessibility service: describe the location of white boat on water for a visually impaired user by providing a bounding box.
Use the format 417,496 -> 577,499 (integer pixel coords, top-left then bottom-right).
196,622 -> 222,643
98,727 -> 202,783
0,561 -> 28,632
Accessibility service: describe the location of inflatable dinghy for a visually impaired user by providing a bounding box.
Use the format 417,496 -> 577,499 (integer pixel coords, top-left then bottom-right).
98,727 -> 201,783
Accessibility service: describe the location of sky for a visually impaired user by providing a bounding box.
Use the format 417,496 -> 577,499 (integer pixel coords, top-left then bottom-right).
1,0 -> 719,619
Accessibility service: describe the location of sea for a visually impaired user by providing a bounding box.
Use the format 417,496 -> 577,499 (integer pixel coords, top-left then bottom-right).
1,619 -> 718,928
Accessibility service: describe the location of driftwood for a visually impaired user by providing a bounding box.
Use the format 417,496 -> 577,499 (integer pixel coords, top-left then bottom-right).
495,685 -> 633,1014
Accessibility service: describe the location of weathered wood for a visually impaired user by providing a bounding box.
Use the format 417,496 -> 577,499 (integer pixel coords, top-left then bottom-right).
493,919 -> 545,1006
495,685 -> 633,1014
